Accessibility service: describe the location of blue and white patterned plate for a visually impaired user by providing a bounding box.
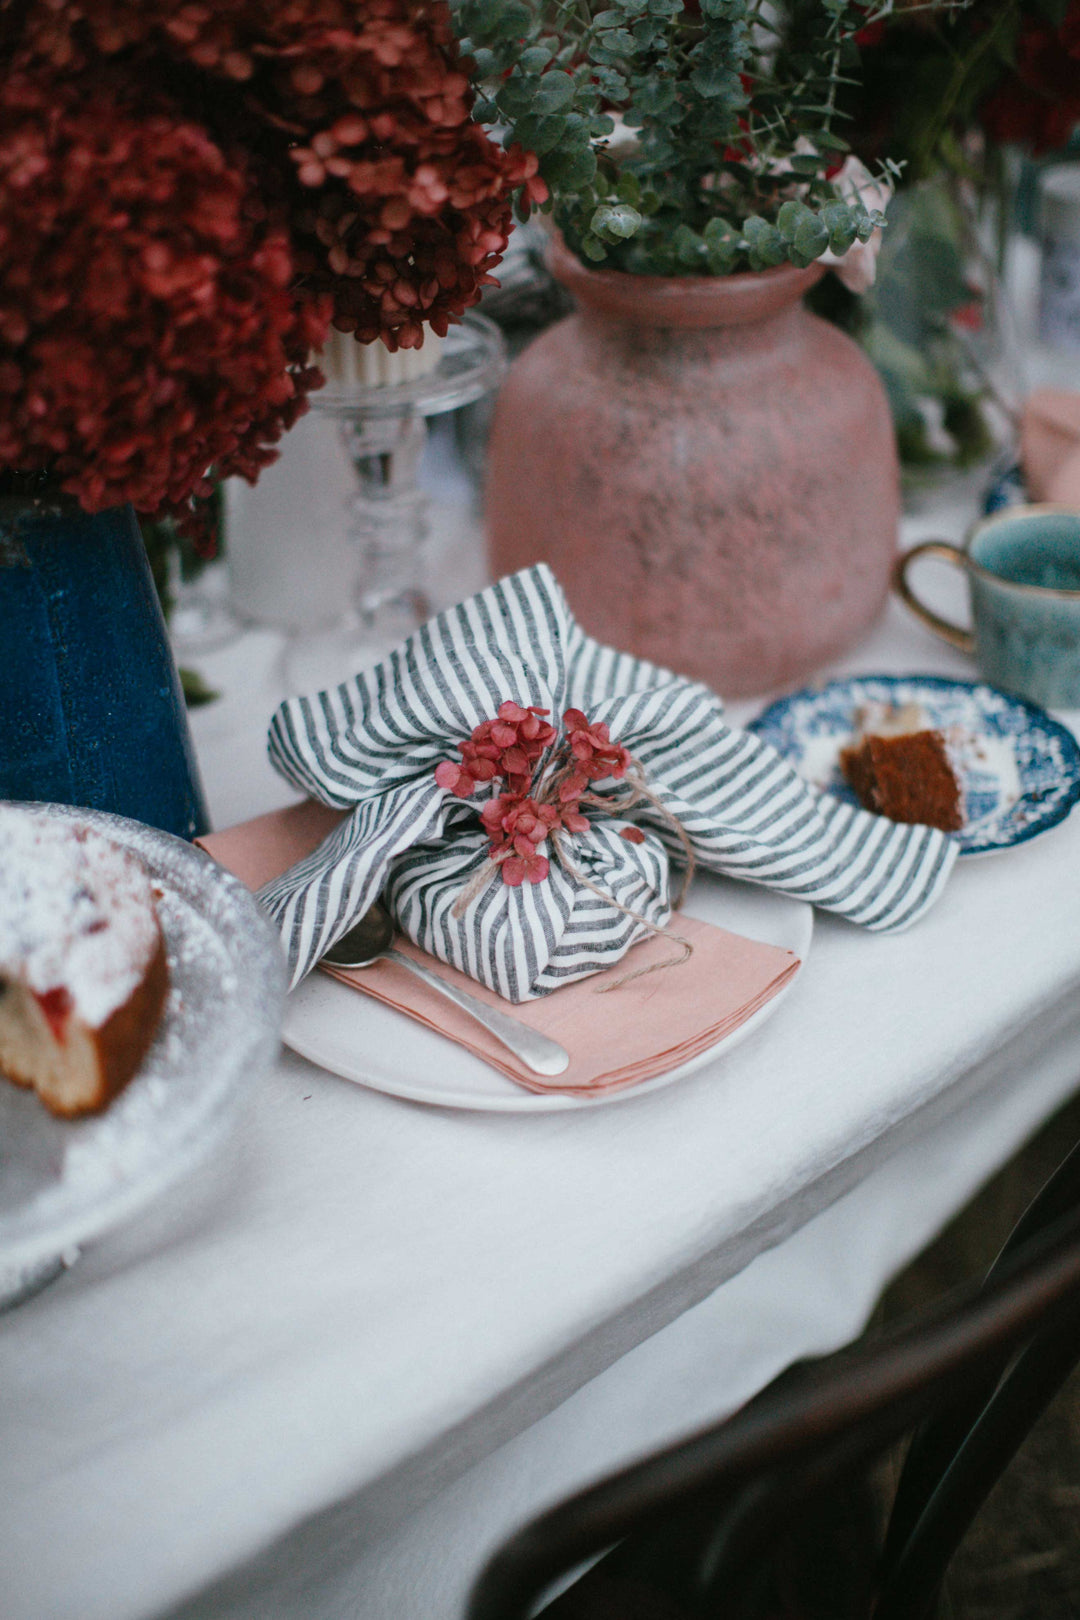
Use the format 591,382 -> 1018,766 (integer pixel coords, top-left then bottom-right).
748,675 -> 1080,856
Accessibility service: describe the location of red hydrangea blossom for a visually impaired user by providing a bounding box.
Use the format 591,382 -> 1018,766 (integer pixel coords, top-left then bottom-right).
0,1 -> 543,526
12,0 -> 547,352
480,795 -> 560,887
0,69 -> 330,528
979,3 -> 1080,154
434,702 -> 556,798
561,709 -> 632,798
434,703 -> 636,887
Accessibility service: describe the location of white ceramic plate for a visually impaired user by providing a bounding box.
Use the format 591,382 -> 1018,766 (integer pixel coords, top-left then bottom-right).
282,873 -> 812,1113
0,804 -> 284,1299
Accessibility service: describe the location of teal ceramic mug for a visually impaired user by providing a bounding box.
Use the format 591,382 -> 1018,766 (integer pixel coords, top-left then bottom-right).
895,505 -> 1080,708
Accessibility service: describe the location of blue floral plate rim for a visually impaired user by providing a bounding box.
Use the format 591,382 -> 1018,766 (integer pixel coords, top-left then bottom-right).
747,673 -> 1080,857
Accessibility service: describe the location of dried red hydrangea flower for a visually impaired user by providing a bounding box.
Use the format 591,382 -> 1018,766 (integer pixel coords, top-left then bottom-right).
0,67 -> 331,528
434,703 -> 644,887
0,2 -> 544,522
481,793 -> 559,885
562,710 -> 633,783
979,8 -> 1080,154
483,702 -> 558,778
500,849 -> 550,888
434,703 -> 556,798
14,0 -> 547,354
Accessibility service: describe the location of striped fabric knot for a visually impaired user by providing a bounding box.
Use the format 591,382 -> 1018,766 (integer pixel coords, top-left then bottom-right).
261,565 -> 959,998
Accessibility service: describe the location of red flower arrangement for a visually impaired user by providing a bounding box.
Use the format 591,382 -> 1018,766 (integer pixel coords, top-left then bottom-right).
434,702 -> 557,798
0,1 -> 543,532
846,0 -> 1080,172
0,70 -> 329,529
435,703 -> 635,888
980,3 -> 1080,154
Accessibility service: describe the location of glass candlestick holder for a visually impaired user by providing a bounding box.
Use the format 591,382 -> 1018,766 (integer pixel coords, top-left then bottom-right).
286,312 -> 505,692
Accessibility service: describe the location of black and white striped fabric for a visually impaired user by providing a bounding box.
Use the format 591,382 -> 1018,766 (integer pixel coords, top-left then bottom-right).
262,565 -> 958,998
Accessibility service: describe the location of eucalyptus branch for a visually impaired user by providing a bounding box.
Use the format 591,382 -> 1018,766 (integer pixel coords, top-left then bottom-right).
821,41 -> 842,136
453,0 -> 892,277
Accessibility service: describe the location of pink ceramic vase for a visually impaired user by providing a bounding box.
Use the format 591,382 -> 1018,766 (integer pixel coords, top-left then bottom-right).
485,238 -> 900,696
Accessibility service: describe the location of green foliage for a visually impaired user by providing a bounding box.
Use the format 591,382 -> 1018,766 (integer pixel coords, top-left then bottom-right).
179,667 -> 220,709
453,0 -> 891,276
813,177 -> 998,474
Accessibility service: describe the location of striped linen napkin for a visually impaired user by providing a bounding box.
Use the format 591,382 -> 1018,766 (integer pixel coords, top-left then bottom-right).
260,565 -> 958,1000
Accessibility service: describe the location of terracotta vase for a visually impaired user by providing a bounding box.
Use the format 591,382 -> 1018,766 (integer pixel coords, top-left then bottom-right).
485,239 -> 900,696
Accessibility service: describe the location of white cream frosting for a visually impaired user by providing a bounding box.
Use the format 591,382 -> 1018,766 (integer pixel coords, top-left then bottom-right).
0,808 -> 159,1029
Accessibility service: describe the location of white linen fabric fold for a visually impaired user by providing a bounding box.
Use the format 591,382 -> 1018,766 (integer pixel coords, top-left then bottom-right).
261,565 -> 958,996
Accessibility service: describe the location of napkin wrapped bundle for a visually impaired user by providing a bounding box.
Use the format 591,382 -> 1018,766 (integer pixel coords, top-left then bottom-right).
261,566 -> 957,999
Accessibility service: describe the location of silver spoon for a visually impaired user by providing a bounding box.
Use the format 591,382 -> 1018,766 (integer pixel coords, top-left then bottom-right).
319,902 -> 570,1078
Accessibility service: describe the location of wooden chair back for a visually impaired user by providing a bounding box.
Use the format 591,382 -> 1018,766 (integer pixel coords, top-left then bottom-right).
466,1141 -> 1080,1620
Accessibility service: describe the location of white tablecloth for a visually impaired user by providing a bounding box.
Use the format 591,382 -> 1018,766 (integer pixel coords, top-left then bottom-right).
3,489 -> 1080,1620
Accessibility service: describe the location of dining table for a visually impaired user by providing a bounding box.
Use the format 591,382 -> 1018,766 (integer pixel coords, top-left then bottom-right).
3,450 -> 1080,1620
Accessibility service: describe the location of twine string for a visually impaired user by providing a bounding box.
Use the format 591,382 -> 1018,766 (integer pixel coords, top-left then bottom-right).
451,853 -> 499,918
579,762 -> 696,907
548,829 -> 693,994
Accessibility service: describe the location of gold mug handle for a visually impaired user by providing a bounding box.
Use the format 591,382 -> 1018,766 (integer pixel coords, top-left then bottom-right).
893,541 -> 975,654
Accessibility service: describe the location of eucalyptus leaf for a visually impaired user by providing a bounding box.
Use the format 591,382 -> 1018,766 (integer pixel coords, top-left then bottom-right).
791,214 -> 830,266
631,15 -> 668,45
518,44 -> 554,72
543,144 -> 598,189
617,171 -> 642,206
822,202 -> 857,255
594,67 -> 629,98
594,25 -> 635,51
484,0 -> 531,40
777,199 -> 811,240
513,113 -> 568,156
593,201 -> 645,241
532,71 -> 576,113
691,62 -> 740,98
789,153 -> 826,175
631,77 -> 678,115
673,223 -> 705,266
742,215 -> 787,268
580,234 -> 609,262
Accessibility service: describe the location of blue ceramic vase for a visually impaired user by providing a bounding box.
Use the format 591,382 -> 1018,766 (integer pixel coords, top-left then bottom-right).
0,497 -> 209,839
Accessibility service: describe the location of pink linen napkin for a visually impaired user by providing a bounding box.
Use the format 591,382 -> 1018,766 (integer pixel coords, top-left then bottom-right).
198,803 -> 801,1096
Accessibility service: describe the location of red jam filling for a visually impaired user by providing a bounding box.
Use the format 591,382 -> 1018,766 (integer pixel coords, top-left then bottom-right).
34,986 -> 73,1044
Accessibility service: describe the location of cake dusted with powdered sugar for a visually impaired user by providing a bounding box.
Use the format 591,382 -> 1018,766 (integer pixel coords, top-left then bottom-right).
0,807 -> 168,1117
